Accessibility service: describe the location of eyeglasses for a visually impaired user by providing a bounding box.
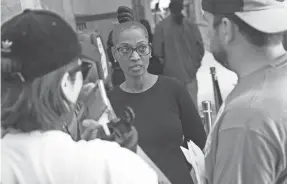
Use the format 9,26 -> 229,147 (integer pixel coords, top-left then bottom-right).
115,44 -> 151,58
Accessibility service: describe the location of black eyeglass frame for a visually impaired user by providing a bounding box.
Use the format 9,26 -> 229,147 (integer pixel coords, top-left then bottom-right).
68,59 -> 92,81
114,43 -> 152,58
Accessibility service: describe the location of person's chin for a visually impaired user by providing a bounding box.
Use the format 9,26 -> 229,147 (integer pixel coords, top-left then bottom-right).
214,56 -> 228,68
130,72 -> 145,77
129,67 -> 145,76
213,52 -> 230,70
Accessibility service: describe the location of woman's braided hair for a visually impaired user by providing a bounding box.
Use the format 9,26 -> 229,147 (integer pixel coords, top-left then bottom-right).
112,6 -> 148,45
117,6 -> 134,23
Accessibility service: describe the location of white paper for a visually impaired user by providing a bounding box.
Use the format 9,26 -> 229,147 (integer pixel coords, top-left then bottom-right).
96,37 -> 108,80
180,141 -> 205,184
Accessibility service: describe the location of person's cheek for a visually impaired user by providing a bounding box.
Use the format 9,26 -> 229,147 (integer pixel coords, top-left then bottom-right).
209,30 -> 219,53
118,58 -> 130,73
206,19 -> 216,46
144,56 -> 150,69
74,71 -> 84,102
207,26 -> 214,41
210,35 -> 216,53
61,71 -> 83,106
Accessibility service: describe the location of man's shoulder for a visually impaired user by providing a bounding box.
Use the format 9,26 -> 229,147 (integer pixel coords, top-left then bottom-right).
224,74 -> 287,131
220,107 -> 271,130
2,131 -> 158,183
42,133 -> 158,182
218,106 -> 287,148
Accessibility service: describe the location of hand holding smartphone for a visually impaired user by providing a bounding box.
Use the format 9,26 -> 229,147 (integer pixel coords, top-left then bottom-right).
83,80 -> 117,135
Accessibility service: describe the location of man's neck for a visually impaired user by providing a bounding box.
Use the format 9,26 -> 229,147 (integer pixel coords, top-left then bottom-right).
229,43 -> 286,78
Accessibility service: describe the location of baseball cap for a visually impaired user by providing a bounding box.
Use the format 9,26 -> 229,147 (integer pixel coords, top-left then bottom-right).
1,9 -> 81,83
202,0 -> 287,33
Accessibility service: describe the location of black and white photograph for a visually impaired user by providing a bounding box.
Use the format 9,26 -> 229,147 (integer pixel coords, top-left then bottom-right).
1,0 -> 287,183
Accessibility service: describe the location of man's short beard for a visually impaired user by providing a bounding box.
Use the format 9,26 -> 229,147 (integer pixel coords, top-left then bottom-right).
213,46 -> 230,70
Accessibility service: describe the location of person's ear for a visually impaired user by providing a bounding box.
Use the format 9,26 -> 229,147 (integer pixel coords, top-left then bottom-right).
111,46 -> 117,61
61,72 -> 83,105
221,17 -> 235,44
149,43 -> 152,58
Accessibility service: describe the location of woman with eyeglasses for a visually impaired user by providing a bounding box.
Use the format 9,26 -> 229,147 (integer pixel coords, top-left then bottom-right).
108,6 -> 207,184
1,9 -> 157,184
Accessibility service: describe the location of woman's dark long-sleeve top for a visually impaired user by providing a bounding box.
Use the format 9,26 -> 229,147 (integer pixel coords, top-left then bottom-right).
108,75 -> 206,184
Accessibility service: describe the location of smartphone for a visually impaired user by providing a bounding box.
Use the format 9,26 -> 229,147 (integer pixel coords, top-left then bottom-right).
83,80 -> 117,135
68,60 -> 92,81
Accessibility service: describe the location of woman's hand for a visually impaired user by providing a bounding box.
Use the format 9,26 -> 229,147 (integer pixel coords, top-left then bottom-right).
80,119 -> 102,141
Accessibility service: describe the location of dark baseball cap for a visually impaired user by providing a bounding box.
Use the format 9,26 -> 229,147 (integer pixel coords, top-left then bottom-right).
202,0 -> 287,33
1,9 -> 81,82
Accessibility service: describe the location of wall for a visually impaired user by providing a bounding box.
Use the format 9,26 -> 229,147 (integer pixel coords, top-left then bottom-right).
1,0 -> 155,47
72,0 -> 154,47
1,0 -> 76,30
1,0 -> 22,23
41,0 -> 76,29
72,0 -> 132,15
134,0 -> 153,22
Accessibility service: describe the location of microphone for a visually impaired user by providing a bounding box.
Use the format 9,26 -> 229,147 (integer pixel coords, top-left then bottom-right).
101,106 -> 138,152
108,106 -> 135,136
110,106 -> 135,132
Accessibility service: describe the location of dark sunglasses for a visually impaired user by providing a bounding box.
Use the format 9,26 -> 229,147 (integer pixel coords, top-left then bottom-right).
68,60 -> 92,81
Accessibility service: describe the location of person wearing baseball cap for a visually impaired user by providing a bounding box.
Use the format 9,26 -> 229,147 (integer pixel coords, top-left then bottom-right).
201,0 -> 287,184
1,9 -> 158,184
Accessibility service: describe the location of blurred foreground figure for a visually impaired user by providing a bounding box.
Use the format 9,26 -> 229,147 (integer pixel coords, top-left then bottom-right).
202,0 -> 287,183
153,0 -> 205,106
1,9 -> 157,184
